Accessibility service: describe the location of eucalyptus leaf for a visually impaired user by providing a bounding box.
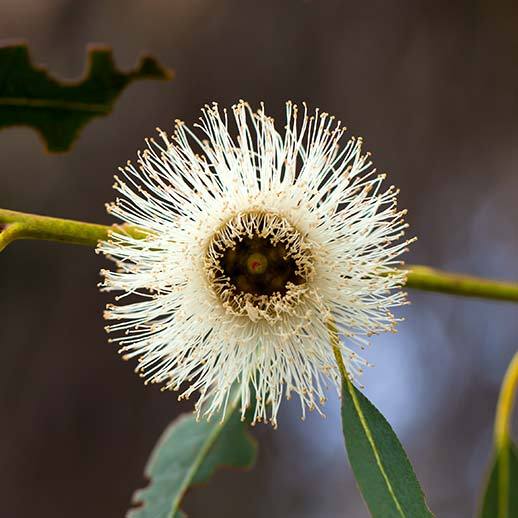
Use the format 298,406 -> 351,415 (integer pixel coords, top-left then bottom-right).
128,393 -> 257,518
0,42 -> 173,152
479,441 -> 518,518
341,377 -> 433,518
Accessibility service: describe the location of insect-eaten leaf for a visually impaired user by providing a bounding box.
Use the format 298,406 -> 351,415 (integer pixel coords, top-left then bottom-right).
128,394 -> 257,518
0,42 -> 173,152
341,376 -> 433,518
479,441 -> 518,518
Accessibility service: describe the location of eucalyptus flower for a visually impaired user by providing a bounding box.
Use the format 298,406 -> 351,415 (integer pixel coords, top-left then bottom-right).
99,101 -> 411,427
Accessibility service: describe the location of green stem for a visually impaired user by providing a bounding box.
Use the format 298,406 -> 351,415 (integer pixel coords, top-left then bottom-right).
495,352 -> 518,450
328,319 -> 349,381
0,208 -> 141,251
2,207 -> 518,303
405,266 -> 518,303
493,352 -> 518,518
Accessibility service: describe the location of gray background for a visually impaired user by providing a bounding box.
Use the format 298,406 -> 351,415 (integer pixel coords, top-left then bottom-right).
1,1 -> 518,517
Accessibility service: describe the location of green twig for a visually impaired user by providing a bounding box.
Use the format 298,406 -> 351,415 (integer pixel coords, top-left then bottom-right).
405,266 -> 518,303
492,352 -> 518,518
494,352 -> 518,450
0,208 -> 141,251
2,207 -> 518,303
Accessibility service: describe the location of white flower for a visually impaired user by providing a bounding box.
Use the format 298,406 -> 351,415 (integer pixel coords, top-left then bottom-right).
99,101 -> 411,427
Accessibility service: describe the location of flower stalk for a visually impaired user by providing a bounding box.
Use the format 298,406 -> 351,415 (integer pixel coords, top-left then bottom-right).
2,207 -> 518,303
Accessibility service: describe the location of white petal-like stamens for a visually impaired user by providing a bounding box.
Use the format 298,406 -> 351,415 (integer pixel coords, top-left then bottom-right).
98,100 -> 412,427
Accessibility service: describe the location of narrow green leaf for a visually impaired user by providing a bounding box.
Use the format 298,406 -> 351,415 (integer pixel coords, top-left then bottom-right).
128,393 -> 257,518
0,42 -> 173,152
479,442 -> 518,518
341,377 -> 433,518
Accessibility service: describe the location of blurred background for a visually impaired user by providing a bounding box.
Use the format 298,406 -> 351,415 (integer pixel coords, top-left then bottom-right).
1,1 -> 518,516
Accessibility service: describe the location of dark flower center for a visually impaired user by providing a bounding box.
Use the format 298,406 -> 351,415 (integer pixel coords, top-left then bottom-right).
205,211 -> 315,319
218,236 -> 305,297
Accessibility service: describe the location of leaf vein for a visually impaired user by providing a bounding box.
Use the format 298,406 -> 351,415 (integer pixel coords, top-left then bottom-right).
346,377 -> 407,518
169,391 -> 241,517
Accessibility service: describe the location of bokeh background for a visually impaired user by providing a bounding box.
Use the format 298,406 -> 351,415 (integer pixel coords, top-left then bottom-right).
1,1 -> 518,517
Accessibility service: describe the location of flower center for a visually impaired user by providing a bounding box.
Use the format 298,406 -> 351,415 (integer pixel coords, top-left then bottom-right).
220,236 -> 305,297
205,211 -> 314,320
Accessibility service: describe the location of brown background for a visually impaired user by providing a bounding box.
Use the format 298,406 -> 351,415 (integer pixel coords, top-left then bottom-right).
1,1 -> 518,517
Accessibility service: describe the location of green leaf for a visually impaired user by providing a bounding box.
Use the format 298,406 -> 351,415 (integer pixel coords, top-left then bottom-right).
341,377 -> 433,518
128,393 -> 257,518
0,42 -> 173,152
479,442 -> 518,518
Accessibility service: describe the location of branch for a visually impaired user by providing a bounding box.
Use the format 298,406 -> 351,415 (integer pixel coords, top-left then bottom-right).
0,208 -> 141,251
405,266 -> 518,303
2,208 -> 518,303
